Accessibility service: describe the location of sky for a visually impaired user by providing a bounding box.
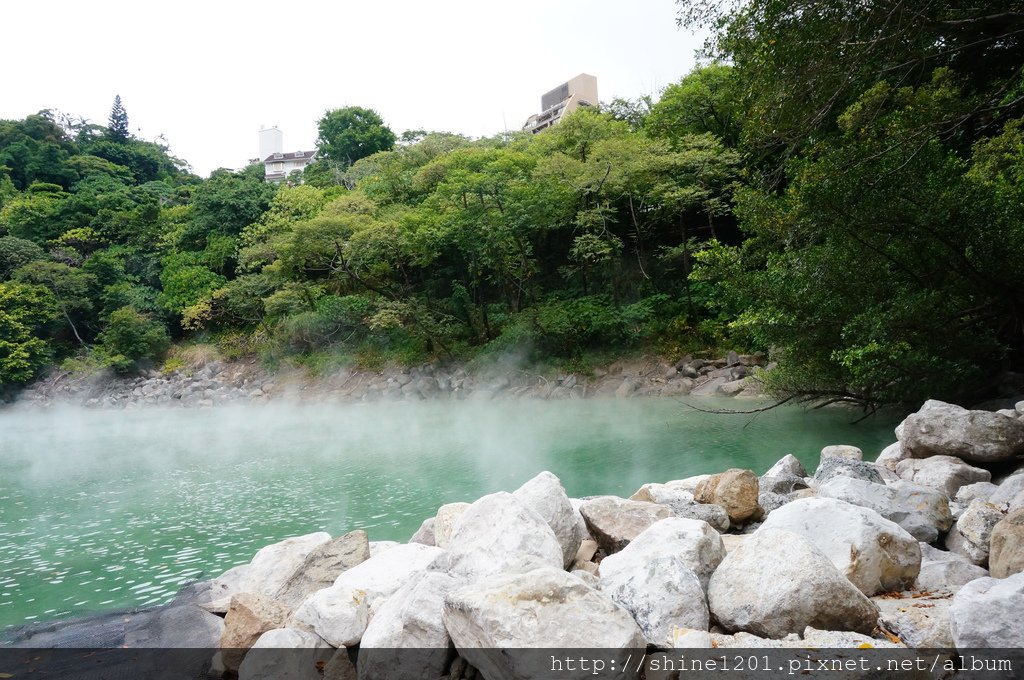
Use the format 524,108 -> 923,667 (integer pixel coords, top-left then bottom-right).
3,0 -> 705,177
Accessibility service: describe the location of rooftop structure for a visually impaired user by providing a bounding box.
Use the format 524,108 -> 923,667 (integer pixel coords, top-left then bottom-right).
523,73 -> 598,134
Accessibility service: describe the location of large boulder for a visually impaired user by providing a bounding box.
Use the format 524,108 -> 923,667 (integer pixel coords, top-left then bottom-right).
944,499 -> 1005,566
601,555 -> 708,647
989,508 -> 1024,578
897,400 -> 1024,464
220,593 -> 292,673
446,492 -> 562,581
273,530 -> 370,610
875,442 -> 909,471
239,532 -> 332,599
123,602 -> 225,647
693,469 -> 761,524
758,497 -> 920,596
764,453 -> 808,478
513,471 -> 582,568
409,517 -> 435,546
813,457 -> 885,486
578,496 -> 674,554
990,473 -> 1024,507
707,529 -> 879,638
358,571 -> 462,680
874,593 -> 954,648
817,477 -> 953,542
433,502 -> 470,549
950,573 -> 1024,647
599,517 -> 725,592
290,585 -> 368,648
200,563 -> 251,613
895,455 -> 991,498
238,628 -> 332,680
331,542 -> 445,609
442,568 -> 645,679
916,544 -> 989,593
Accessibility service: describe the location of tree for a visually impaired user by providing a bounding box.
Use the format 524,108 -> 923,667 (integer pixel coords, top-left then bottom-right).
95,306 -> 170,372
315,106 -> 396,169
107,95 -> 130,143
0,281 -> 58,385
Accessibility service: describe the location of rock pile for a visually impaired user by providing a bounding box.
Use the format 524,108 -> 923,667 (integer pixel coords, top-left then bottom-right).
12,398 -> 1023,679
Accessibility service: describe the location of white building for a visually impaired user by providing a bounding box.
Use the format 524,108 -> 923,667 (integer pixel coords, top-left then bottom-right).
258,126 -> 315,183
523,74 -> 599,134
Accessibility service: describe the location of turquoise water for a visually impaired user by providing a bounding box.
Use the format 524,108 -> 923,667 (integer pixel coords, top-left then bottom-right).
0,397 -> 899,629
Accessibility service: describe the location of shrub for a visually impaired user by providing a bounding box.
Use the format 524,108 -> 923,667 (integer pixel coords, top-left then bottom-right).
95,306 -> 170,372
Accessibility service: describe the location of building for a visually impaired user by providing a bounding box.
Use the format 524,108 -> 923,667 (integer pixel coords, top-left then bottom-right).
523,73 -> 598,134
258,126 -> 315,183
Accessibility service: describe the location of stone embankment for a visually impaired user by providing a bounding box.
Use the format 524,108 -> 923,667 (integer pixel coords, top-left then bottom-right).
8,398 -> 1024,679
15,352 -> 767,409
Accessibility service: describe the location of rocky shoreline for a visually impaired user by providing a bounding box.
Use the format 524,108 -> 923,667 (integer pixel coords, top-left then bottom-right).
12,352 -> 766,409
4,399 -> 1024,679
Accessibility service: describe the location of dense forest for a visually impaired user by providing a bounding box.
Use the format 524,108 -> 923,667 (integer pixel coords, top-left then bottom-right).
2,0 -> 1023,409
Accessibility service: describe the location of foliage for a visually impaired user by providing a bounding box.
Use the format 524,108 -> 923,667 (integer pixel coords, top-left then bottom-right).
315,106 -> 397,169
107,95 -> 130,143
0,282 -> 58,385
95,306 -> 170,372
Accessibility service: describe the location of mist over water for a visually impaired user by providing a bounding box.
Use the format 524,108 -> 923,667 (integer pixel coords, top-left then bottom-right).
0,397 -> 899,629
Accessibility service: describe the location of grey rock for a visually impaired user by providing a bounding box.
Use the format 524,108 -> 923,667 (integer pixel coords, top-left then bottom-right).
950,573 -> 1024,647
758,497 -> 920,596
874,593 -> 954,648
332,542 -> 445,609
764,454 -> 808,478
578,496 -> 674,554
446,492 -> 563,581
945,499 -> 1004,566
708,529 -> 879,638
513,471 -> 582,569
898,399 -> 1024,464
273,530 -> 370,610
916,543 -> 989,593
817,477 -> 953,542
813,457 -> 885,486
820,445 -> 864,462
598,517 -> 725,593
989,508 -> 1024,578
409,517 -> 436,546
434,502 -> 471,549
442,568 -> 644,679
895,455 -> 991,498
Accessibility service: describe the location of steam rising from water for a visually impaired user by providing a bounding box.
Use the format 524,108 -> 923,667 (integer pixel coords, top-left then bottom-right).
0,397 -> 898,628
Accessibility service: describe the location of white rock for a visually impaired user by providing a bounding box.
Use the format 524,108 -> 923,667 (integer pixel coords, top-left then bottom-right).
944,499 -> 1005,566
950,573 -> 1024,647
707,529 -> 879,638
290,586 -> 368,648
358,571 -> 462,680
241,533 -> 332,599
875,442 -> 908,471
990,473 -> 1024,507
897,400 -> 1024,464
332,542 -> 445,609
442,568 -> 645,679
598,517 -> 725,592
916,543 -> 989,593
200,563 -> 252,613
368,541 -> 398,557
758,497 -> 920,596
629,484 -> 732,532
601,554 -> 708,647
446,492 -> 562,581
513,471 -> 582,568
434,502 -> 470,549
670,628 -> 712,648
238,628 -> 331,680
568,498 -> 593,541
817,476 -> 952,542
764,454 -> 808,478
874,593 -> 953,648
578,496 -> 675,554
955,481 -> 999,504
820,445 -> 863,462
895,455 -> 991,498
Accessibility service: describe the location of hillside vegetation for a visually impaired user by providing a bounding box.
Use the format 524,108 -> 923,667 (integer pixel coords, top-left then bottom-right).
2,0 -> 1022,408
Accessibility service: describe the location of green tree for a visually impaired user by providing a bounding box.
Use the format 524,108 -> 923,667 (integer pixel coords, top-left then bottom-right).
96,306 -> 170,372
107,95 -> 130,143
0,281 -> 58,385
315,106 -> 396,169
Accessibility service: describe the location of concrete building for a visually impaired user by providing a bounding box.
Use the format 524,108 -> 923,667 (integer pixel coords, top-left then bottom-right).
523,73 -> 598,134
258,126 -> 315,183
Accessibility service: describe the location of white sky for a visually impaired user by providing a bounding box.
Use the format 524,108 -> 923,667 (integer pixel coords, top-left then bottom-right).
3,0 -> 704,177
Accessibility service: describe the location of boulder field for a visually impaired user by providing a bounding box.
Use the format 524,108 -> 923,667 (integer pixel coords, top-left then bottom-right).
6,398 -> 1024,679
